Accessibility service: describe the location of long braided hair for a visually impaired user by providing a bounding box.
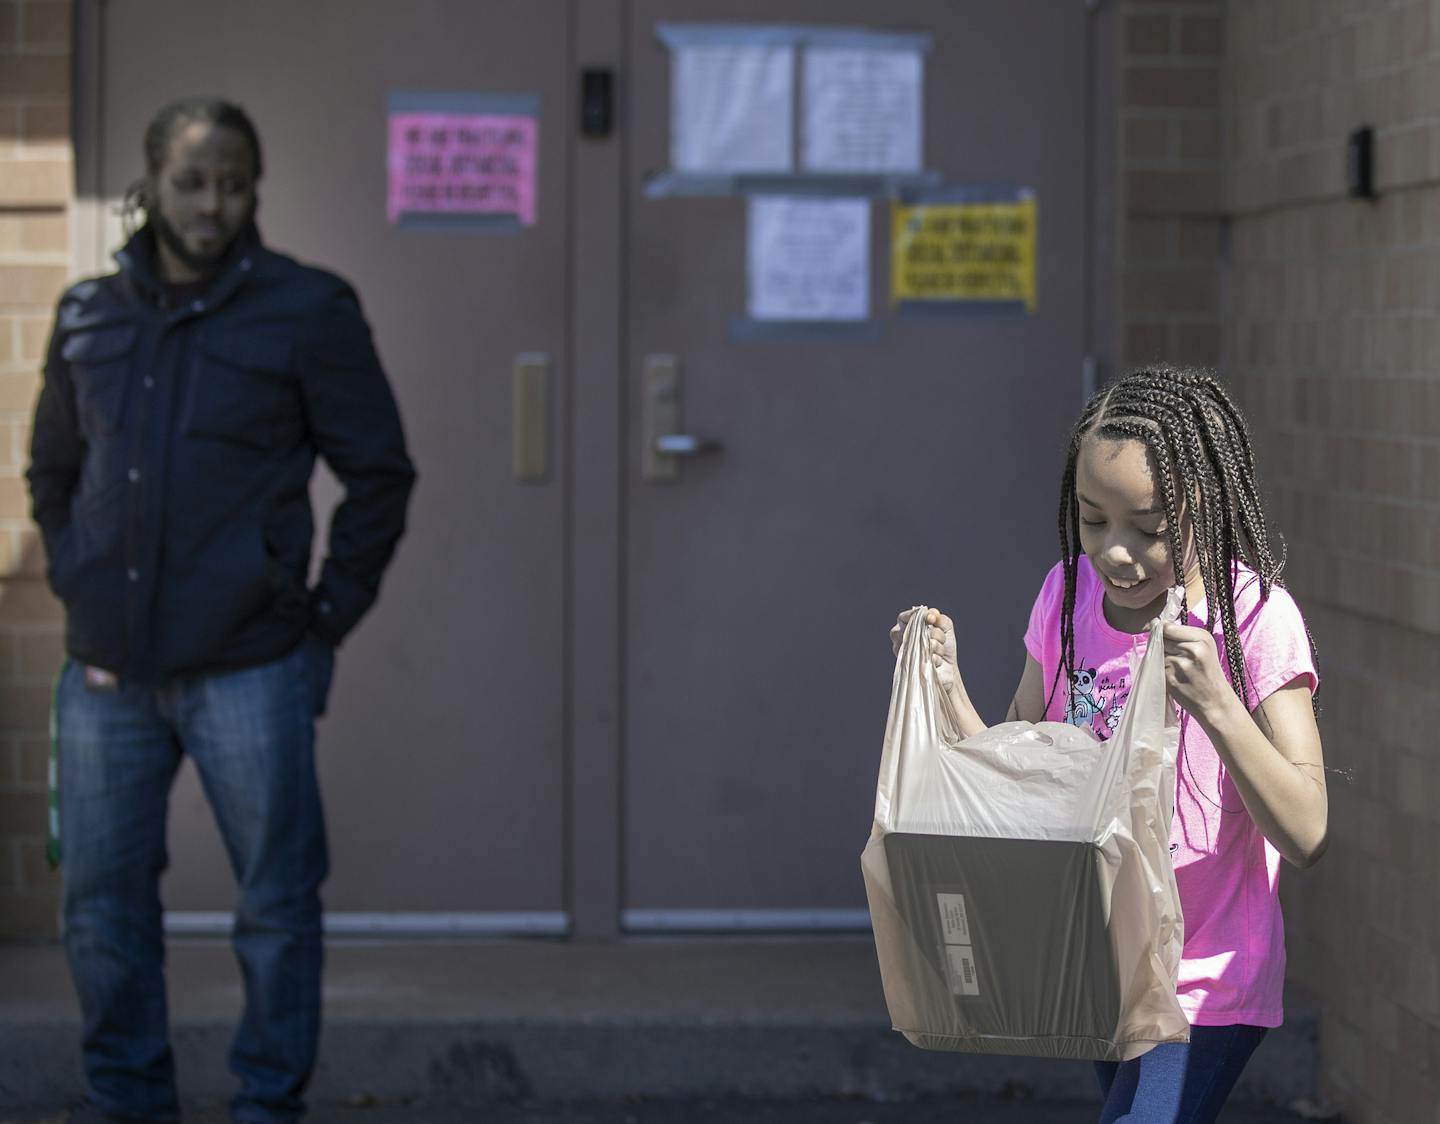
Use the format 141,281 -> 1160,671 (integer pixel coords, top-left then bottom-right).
1051,366 -> 1295,716
119,96 -> 263,236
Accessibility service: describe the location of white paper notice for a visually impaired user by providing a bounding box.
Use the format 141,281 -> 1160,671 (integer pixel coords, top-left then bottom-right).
747,196 -> 870,322
802,47 -> 923,173
672,44 -> 794,173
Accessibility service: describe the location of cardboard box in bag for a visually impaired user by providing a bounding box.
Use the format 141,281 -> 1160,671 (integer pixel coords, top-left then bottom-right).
862,601 -> 1189,1062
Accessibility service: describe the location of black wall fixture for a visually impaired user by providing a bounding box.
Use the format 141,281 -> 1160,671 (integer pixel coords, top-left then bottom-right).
1347,126 -> 1375,199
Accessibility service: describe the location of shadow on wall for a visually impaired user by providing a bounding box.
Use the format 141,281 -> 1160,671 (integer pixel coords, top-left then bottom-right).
0,532 -> 66,940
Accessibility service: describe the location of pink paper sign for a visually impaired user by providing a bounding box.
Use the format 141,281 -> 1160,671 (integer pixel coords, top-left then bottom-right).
387,112 -> 537,225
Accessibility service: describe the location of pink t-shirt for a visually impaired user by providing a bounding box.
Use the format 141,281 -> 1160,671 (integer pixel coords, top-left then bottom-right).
1023,556 -> 1317,1027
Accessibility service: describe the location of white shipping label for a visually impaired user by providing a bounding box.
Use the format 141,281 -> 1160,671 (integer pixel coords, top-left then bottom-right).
935,892 -> 971,945
945,944 -> 981,997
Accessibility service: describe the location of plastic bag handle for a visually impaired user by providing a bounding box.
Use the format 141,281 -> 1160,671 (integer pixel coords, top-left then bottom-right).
873,606 -> 941,825
1086,585 -> 1186,816
902,605 -> 964,749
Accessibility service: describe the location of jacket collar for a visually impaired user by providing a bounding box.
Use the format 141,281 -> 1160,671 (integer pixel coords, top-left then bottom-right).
115,223 -> 262,312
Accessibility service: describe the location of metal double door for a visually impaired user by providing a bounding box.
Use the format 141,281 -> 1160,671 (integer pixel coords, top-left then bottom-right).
87,0 -> 1099,935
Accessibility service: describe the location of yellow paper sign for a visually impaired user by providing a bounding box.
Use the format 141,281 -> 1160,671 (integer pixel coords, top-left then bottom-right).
891,197 -> 1037,311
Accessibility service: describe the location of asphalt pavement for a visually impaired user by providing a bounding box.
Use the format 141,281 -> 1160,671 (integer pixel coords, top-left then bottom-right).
0,1094 -> 1314,1123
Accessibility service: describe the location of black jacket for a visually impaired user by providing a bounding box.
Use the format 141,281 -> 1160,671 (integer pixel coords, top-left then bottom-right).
27,226 -> 417,683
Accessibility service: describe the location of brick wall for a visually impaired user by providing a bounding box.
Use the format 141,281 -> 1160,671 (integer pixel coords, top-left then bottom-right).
1115,0 -> 1225,371
0,0 -> 70,940
1226,1 -> 1440,1120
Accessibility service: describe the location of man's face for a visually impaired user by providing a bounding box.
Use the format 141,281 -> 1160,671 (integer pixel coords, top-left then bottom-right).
149,119 -> 257,281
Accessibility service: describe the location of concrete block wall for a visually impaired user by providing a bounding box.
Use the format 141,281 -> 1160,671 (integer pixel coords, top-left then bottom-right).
1115,0 -> 1226,371
0,0 -> 69,940
1225,1 -> 1440,1121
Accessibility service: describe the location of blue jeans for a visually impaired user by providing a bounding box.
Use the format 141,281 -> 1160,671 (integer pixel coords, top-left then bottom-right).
1094,1024 -> 1269,1123
58,641 -> 332,1124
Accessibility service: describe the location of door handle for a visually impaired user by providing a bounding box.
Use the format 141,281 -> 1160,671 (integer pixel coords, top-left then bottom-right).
513,353 -> 549,482
642,354 -> 722,483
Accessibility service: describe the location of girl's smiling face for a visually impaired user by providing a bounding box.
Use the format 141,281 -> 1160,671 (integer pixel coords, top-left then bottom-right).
1075,434 -> 1201,632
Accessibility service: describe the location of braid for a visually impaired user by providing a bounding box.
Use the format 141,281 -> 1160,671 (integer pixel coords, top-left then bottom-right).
1050,391 -> 1108,716
119,179 -> 148,237
1053,365 -> 1306,714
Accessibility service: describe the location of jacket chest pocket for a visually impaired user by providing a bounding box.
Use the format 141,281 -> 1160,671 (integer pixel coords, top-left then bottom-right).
183,332 -> 300,450
60,325 -> 138,439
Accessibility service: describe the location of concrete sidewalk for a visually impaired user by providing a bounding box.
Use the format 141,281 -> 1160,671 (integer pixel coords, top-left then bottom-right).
0,938 -> 1317,1112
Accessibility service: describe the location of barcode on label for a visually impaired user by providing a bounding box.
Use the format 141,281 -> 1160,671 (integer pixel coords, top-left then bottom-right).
945,944 -> 980,997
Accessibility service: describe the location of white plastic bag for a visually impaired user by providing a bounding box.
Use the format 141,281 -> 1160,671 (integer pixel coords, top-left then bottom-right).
861,594 -> 1189,1061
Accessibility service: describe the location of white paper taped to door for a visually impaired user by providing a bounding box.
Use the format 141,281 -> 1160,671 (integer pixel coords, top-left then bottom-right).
861,596 -> 1190,1061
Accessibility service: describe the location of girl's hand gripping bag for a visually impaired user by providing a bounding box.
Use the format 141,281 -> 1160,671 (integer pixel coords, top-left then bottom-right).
861,593 -> 1189,1061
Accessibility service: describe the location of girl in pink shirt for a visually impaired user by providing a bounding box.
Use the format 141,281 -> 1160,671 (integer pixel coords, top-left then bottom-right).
893,367 -> 1328,1124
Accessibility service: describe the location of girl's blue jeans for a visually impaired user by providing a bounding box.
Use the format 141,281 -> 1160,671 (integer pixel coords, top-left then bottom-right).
57,642 -> 330,1124
1094,1024 -> 1269,1123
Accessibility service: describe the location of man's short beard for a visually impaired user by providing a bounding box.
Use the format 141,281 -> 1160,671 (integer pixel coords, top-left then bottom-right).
149,204 -> 253,276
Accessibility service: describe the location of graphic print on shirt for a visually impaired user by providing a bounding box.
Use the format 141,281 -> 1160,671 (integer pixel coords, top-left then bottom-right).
1063,659 -> 1177,852
1063,664 -> 1129,739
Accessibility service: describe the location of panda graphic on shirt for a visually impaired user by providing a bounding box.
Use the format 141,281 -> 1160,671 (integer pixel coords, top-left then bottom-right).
1063,665 -> 1127,738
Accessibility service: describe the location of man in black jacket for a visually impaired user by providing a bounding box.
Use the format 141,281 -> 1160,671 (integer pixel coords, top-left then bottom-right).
27,97 -> 416,1124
